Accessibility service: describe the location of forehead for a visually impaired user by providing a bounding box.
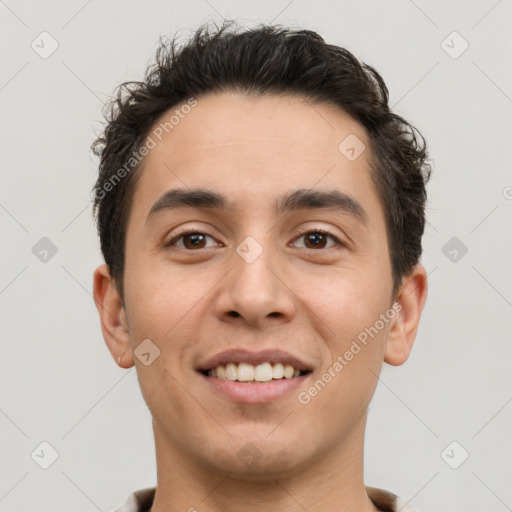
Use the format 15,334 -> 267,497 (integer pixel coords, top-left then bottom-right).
129,91 -> 381,224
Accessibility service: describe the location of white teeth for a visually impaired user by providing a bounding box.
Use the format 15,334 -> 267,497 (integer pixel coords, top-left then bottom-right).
255,363 -> 273,382
238,363 -> 255,381
283,365 -> 295,379
216,365 -> 226,379
206,362 -> 307,382
272,363 -> 284,379
225,363 -> 237,381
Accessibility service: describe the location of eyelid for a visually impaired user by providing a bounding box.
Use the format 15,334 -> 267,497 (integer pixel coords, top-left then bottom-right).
164,227 -> 220,248
290,227 -> 345,249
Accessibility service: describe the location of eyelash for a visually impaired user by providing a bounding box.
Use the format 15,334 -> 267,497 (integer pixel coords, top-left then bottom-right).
165,228 -> 344,250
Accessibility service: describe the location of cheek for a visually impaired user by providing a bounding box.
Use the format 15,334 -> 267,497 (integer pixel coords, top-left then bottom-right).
122,274 -> 201,414
309,273 -> 390,396
123,267 -> 205,425
124,255 -> 201,340
312,268 -> 388,335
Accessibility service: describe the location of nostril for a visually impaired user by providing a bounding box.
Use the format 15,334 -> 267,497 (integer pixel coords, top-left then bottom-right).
228,311 -> 240,317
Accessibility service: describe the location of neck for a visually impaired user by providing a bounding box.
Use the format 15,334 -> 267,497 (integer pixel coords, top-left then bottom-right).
150,411 -> 379,512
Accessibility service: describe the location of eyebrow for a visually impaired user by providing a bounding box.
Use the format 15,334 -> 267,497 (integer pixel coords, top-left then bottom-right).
146,187 -> 368,225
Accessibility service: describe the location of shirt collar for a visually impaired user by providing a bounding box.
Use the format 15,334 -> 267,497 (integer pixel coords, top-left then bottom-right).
110,485 -> 421,512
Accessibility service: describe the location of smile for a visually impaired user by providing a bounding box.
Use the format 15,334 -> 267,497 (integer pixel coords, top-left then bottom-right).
201,362 -> 310,382
197,349 -> 314,403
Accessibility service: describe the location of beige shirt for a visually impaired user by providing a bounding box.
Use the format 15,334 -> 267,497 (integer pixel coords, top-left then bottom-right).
110,486 -> 421,511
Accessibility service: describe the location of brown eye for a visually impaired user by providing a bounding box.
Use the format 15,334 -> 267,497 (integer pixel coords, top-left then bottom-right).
294,230 -> 342,250
166,231 -> 217,250
304,232 -> 328,249
182,233 -> 207,249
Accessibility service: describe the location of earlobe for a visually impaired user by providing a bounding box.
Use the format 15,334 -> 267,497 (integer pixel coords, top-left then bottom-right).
93,264 -> 134,368
384,265 -> 428,366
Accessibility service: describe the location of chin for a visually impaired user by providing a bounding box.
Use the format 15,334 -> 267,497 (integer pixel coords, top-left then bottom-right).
201,434 -> 313,481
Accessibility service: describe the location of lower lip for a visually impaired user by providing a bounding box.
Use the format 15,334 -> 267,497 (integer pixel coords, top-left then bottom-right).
199,373 -> 310,404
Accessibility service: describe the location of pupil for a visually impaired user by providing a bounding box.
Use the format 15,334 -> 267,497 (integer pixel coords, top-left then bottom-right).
307,232 -> 325,248
186,233 -> 205,248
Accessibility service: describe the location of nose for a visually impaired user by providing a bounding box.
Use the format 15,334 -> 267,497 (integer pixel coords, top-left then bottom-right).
213,237 -> 297,328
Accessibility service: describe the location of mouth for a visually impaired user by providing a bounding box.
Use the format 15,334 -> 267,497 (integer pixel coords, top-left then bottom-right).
200,362 -> 311,382
197,349 -> 313,403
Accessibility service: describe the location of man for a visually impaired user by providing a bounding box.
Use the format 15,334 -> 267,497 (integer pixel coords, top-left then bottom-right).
92,20 -> 430,512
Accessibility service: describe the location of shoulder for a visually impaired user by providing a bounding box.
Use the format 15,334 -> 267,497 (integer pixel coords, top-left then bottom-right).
366,486 -> 421,512
109,487 -> 156,512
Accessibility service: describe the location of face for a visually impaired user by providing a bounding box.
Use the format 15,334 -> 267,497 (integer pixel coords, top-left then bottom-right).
95,91 -> 426,479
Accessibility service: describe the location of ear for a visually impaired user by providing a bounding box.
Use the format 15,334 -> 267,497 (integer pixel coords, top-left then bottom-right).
93,264 -> 134,368
384,265 -> 428,366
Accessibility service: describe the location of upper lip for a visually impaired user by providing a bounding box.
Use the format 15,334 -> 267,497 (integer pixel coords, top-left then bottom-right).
198,349 -> 313,372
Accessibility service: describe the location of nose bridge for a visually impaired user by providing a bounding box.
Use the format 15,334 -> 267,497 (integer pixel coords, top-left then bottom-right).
235,234 -> 275,291
215,232 -> 296,325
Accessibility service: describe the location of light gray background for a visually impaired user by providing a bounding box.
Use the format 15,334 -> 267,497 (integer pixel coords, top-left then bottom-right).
1,1 -> 511,511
